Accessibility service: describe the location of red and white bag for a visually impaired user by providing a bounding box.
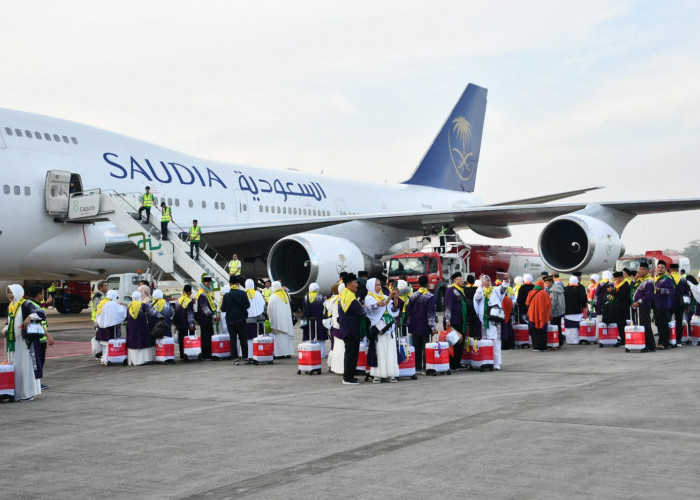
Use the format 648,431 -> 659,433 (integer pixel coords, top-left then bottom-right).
298,318 -> 322,374
669,320 -> 677,346
211,333 -> 231,359
425,339 -> 450,374
0,364 -> 15,401
397,337 -> 416,379
253,334 -> 274,364
356,337 -> 369,374
690,318 -> 700,346
471,339 -> 494,371
107,338 -> 128,365
579,319 -> 597,344
624,325 -> 645,352
597,322 -> 618,347
513,324 -> 530,348
183,334 -> 202,361
155,337 -> 175,363
681,320 -> 689,344
547,325 -> 559,349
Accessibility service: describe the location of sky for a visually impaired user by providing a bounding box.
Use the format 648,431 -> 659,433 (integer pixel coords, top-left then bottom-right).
2,0 -> 700,258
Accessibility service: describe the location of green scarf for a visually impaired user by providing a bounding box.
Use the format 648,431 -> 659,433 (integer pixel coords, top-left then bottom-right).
6,298 -> 25,352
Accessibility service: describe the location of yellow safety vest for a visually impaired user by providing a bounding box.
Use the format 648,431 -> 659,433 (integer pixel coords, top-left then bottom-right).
189,225 -> 201,242
161,206 -> 171,222
142,192 -> 154,208
228,260 -> 241,275
48,283 -> 56,293
263,288 -> 271,302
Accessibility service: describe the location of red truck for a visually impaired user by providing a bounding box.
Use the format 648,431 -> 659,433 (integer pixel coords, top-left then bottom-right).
385,235 -> 545,310
616,250 -> 691,275
53,280 -> 92,314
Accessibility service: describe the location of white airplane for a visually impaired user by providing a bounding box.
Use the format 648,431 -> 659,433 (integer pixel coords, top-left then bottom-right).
1,83 -> 699,310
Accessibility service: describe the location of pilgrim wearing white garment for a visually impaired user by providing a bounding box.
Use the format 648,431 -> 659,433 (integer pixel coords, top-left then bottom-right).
364,278 -> 400,383
3,284 -> 40,401
95,290 -> 127,366
327,282 -> 345,374
244,279 -> 267,362
473,275 -> 509,370
268,281 -> 295,357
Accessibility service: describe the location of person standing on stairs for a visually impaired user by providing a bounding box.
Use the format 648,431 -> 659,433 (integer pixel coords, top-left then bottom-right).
137,186 -> 154,223
160,201 -> 172,241
189,220 -> 202,260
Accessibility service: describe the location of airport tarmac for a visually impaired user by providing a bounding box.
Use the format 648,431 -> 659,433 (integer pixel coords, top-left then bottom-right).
2,311 -> 700,499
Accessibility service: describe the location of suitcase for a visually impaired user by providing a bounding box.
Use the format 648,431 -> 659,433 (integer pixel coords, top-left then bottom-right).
681,320 -> 689,344
155,337 -> 175,363
425,338 -> 450,375
298,318 -> 323,375
579,319 -> 597,344
547,325 -> 560,350
597,322 -> 618,347
461,339 -> 472,367
0,364 -> 15,401
624,325 -> 645,352
513,324 -> 530,348
397,323 -> 417,380
691,318 -> 700,346
211,333 -> 232,359
669,320 -> 677,347
107,338 -> 128,365
356,337 -> 369,377
471,339 -> 494,371
183,334 -> 203,361
253,334 -> 274,364
564,327 -> 579,345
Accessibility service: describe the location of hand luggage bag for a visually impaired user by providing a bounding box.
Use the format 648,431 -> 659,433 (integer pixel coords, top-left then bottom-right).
0,364 -> 14,401
547,325 -> 560,350
513,324 -> 530,348
624,325 -> 645,352
107,338 -> 128,365
298,318 -> 323,375
211,333 -> 231,359
597,322 -> 618,347
253,333 -> 274,364
669,320 -> 677,347
183,334 -> 203,361
425,334 -> 450,375
579,319 -> 597,344
470,338 -> 494,371
155,336 -> 175,363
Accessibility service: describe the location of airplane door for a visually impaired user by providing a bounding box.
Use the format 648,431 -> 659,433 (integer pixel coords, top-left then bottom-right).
232,189 -> 249,222
45,170 -> 72,214
335,199 -> 347,215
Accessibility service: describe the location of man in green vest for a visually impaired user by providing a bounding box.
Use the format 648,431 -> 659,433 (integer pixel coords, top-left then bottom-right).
262,280 -> 272,303
160,201 -> 172,240
137,186 -> 154,223
227,253 -> 242,276
189,220 -> 202,260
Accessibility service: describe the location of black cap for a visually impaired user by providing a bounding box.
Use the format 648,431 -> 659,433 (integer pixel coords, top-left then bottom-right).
638,261 -> 649,269
202,276 -> 213,282
658,260 -> 667,267
573,271 -> 582,277
183,284 -> 192,293
229,275 -> 239,285
613,271 -> 623,278
623,268 -> 632,275
450,272 -> 462,280
418,275 -> 429,287
343,273 -> 357,285
145,186 -> 150,189
466,275 -> 475,284
669,263 -> 679,270
540,271 -> 549,277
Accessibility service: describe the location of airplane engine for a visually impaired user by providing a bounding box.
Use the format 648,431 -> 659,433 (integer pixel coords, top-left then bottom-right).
267,234 -> 383,296
538,214 -> 624,273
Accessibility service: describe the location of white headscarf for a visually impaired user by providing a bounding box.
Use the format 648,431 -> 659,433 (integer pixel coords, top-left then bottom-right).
590,274 -> 600,283
514,276 -> 523,286
366,278 -> 382,298
523,274 -> 533,283
397,279 -> 411,295
338,283 -> 345,294
309,283 -> 320,292
132,291 -> 142,302
97,289 -> 127,328
138,285 -> 151,304
153,289 -> 164,299
245,279 -> 266,317
7,284 -> 24,305
602,271 -> 613,281
569,276 -> 579,286
271,281 -> 282,292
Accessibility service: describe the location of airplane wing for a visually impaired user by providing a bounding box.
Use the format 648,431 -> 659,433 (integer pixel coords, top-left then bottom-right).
487,186 -> 604,206
195,198 -> 700,255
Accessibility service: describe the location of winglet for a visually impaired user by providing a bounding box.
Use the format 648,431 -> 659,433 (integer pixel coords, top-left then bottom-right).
403,84 -> 488,192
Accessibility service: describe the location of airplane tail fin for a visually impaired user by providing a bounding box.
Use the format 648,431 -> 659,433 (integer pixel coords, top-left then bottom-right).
404,84 -> 487,192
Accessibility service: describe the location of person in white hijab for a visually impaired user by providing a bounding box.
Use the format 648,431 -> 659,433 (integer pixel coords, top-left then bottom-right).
244,279 -> 266,363
364,278 -> 400,383
327,282 -> 345,374
268,281 -> 295,357
474,275 -> 509,370
96,290 -> 127,365
3,284 -> 40,401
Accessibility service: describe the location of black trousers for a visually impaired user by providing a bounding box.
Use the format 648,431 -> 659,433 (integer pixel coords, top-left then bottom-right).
343,334 -> 360,381
671,306 -> 685,344
413,335 -> 427,372
530,324 -> 547,351
228,321 -> 247,359
137,206 -> 151,221
654,308 -> 671,347
467,315 -> 480,339
638,307 -> 655,351
200,321 -> 214,358
190,241 -> 200,259
552,315 -> 563,347
161,221 -> 169,240
176,326 -> 188,359
450,323 -> 465,369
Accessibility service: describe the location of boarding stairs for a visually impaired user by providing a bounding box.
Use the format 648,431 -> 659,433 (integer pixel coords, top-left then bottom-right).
63,189 -> 230,288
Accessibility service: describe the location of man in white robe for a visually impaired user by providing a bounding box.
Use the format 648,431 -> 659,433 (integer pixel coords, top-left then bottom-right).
268,281 -> 295,357
474,275 -> 509,370
4,284 -> 41,401
364,278 -> 400,383
245,279 -> 267,362
96,290 -> 127,365
327,283 -> 345,374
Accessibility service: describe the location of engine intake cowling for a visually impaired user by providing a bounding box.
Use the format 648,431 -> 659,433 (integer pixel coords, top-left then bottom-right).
267,234 -> 382,296
538,214 -> 624,273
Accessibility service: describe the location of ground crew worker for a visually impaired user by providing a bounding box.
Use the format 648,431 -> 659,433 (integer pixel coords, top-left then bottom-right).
262,280 -> 272,303
137,186 -> 154,223
227,254 -> 242,276
160,201 -> 172,240
47,281 -> 57,305
91,280 -> 109,323
189,220 -> 202,260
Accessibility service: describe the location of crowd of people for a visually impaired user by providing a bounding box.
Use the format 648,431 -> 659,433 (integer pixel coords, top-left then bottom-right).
5,257 -> 700,398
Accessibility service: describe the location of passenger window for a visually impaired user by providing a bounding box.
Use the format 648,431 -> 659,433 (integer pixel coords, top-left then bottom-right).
3,185 -> 9,194
214,201 -> 219,209
265,205 -> 269,213
188,199 -> 193,208
71,137 -> 78,144
259,205 -> 263,212
242,204 -> 245,211
221,202 -> 225,210
202,200 -> 206,208
14,185 -> 20,195
276,206 -> 281,214
53,134 -> 60,142
304,209 -> 308,216
44,133 -> 51,141
4,127 -> 11,135
167,197 -> 172,206
25,130 -> 32,138
174,198 -> 180,207
24,186 -> 30,196
313,209 -> 317,216
15,129 -> 22,137
283,207 -> 286,214
35,132 -> 42,140
62,136 -> 69,143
